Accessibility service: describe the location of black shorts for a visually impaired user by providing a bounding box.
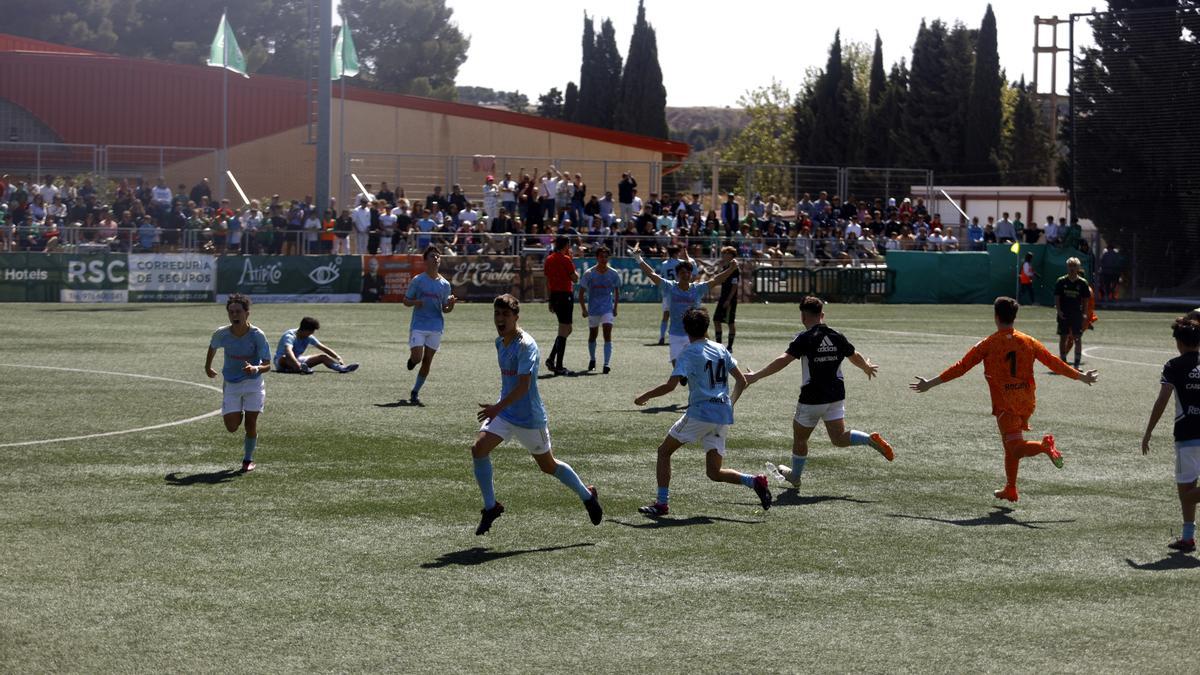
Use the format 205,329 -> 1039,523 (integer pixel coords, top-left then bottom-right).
713,298 -> 738,323
549,291 -> 574,325
1057,314 -> 1083,337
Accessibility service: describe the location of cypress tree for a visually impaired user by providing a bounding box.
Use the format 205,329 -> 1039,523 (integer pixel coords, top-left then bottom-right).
593,18 -> 624,129
868,31 -> 886,107
863,31 -> 888,161
942,22 -> 977,181
965,4 -> 1003,184
576,14 -> 598,126
806,31 -> 863,165
615,0 -> 668,138
1003,77 -> 1052,185
563,81 -> 579,123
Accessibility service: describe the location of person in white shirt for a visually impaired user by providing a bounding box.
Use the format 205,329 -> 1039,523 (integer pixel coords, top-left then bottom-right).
303,211 -> 322,254
1043,215 -> 1060,245
928,228 -> 944,251
151,177 -> 173,224
482,176 -> 499,220
38,176 -> 59,205
541,170 -> 559,222
630,190 -> 643,219
844,217 -> 863,239
459,203 -> 480,227
351,198 -> 372,254
379,206 -> 397,255
942,229 -> 959,251
498,172 -> 518,216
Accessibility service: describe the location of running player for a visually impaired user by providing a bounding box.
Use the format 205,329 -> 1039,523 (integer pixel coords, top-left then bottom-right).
911,297 -> 1099,502
471,294 -> 603,535
742,296 -> 894,489
204,293 -> 271,473
1140,316 -> 1200,552
578,245 -> 620,373
274,316 -> 359,374
633,307 -> 771,516
635,253 -> 738,373
656,246 -> 693,345
543,236 -> 578,376
712,246 -> 740,351
1055,257 -> 1091,368
402,246 -> 457,405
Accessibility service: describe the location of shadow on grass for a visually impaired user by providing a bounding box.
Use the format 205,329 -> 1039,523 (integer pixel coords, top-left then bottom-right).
421,543 -> 595,568
164,469 -> 241,486
1124,552 -> 1200,571
374,399 -> 423,408
593,404 -> 689,414
642,342 -> 668,347
608,515 -> 763,529
769,489 -> 876,508
888,506 -> 1075,530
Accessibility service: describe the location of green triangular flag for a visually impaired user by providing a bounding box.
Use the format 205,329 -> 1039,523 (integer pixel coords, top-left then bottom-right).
332,17 -> 360,80
207,12 -> 248,77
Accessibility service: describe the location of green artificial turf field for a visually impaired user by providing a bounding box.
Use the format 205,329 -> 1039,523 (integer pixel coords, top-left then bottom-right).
0,301 -> 1194,672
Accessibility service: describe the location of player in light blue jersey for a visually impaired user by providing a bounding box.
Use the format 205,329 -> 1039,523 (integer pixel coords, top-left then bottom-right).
204,293 -> 271,473
655,246 -> 700,345
471,294 -> 604,535
633,307 -> 771,515
274,316 -> 359,374
402,246 -> 458,404
578,246 -> 621,373
637,252 -> 739,372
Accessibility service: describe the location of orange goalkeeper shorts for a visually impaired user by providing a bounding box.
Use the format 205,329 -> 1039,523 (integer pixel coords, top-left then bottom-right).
996,411 -> 1031,442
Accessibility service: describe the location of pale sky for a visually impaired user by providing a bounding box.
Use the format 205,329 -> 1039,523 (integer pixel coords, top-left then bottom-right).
448,0 -> 1099,107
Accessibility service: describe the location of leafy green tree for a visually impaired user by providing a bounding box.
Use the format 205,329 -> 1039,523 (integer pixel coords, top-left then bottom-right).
615,0 -> 668,138
965,4 -> 1003,184
537,88 -> 564,119
340,0 -> 469,98
803,31 -> 864,165
726,81 -> 795,198
1002,77 -> 1052,185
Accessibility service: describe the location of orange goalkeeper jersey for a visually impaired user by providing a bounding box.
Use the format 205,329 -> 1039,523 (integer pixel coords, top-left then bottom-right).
938,328 -> 1080,417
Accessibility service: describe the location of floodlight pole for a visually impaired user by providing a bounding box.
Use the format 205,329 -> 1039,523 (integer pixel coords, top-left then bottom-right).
220,7 -> 229,202
316,0 -> 333,216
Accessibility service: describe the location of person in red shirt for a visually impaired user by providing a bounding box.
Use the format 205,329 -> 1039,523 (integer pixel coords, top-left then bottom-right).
911,297 -> 1099,502
543,235 -> 579,375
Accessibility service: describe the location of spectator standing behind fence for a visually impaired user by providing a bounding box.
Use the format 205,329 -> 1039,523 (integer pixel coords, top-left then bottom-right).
1043,215 -> 1060,245
721,192 -> 739,236
350,198 -> 371,254
1023,218 -> 1041,244
618,172 -> 637,223
482,176 -> 499,220
967,217 -> 984,251
1019,253 -> 1036,305
151,177 -> 172,225
499,172 -> 518,217
996,212 -> 1016,243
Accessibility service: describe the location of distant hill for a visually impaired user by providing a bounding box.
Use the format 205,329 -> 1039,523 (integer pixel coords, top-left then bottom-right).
667,107 -> 748,153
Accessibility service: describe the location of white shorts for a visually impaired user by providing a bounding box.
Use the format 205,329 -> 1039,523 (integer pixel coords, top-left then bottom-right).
794,400 -> 846,428
409,329 -> 443,351
222,377 -> 266,415
668,415 -> 729,455
479,416 -> 552,454
587,312 -> 614,328
669,333 -> 691,362
275,354 -> 314,372
1175,441 -> 1200,483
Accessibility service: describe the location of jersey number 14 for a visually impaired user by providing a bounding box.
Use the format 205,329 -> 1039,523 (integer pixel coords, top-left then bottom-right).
704,359 -> 727,388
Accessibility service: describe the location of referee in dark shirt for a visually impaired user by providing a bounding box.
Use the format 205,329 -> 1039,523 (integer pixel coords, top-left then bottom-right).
544,236 -> 579,375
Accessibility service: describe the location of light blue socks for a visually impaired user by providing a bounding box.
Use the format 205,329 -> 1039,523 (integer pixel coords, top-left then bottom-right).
738,473 -> 754,488
603,341 -> 612,366
413,374 -> 427,394
790,454 -> 808,480
243,436 -> 256,462
473,456 -> 496,509
588,341 -> 597,361
657,486 -> 669,505
1184,522 -> 1196,541
659,320 -> 668,341
849,430 -> 871,446
553,462 -> 591,501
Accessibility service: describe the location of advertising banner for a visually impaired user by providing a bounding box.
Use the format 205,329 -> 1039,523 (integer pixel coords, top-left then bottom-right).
573,257 -> 663,303
60,253 -> 129,303
444,255 -> 527,302
128,253 -> 216,302
362,254 -> 423,303
216,255 -> 363,303
0,252 -> 63,302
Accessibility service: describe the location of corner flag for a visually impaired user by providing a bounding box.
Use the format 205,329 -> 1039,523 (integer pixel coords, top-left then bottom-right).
207,13 -> 248,78
1010,241 -> 1020,254
332,18 -> 360,80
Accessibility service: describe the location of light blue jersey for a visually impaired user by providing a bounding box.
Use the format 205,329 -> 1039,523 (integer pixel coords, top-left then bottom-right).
210,325 -> 271,383
662,279 -> 710,336
274,328 -> 321,363
495,330 -> 547,428
659,258 -> 681,300
672,339 -> 737,424
406,273 -> 452,332
580,266 -> 620,316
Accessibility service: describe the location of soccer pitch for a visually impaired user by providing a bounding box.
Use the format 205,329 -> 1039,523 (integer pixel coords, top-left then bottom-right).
0,301 -> 1192,671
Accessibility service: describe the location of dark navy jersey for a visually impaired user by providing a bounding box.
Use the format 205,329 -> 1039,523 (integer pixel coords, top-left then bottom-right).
718,266 -> 740,304
1161,351 -> 1200,443
1055,275 -> 1091,317
785,324 -> 856,405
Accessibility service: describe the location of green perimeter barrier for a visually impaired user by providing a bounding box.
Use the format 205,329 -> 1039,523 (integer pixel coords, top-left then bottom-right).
888,245 -> 1093,304
756,267 -> 893,303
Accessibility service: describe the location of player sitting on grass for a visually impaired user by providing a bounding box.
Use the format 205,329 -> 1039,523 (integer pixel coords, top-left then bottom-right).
578,245 -> 620,373
741,296 -> 894,490
402,246 -> 458,405
1140,316 -> 1200,553
205,293 -> 271,473
911,297 -> 1098,502
471,294 -> 603,535
274,317 -> 359,374
633,307 -> 772,516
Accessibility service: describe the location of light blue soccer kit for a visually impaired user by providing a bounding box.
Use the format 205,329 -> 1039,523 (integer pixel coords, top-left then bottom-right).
274,328 -> 321,369
580,266 -> 621,367
660,279 -> 710,361
210,324 -> 270,462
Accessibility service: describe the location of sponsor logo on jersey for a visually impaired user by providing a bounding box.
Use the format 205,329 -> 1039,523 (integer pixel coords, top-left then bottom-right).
818,336 -> 837,353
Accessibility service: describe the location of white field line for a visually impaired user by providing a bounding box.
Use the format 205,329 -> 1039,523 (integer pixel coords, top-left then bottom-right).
0,364 -> 222,448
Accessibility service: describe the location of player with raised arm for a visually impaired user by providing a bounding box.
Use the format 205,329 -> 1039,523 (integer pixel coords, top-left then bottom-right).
656,246 -> 694,345
742,296 -> 894,490
911,297 -> 1099,502
1140,316 -> 1200,552
471,294 -> 603,535
402,246 -> 457,405
274,317 -> 359,374
636,252 -> 738,377
633,307 -> 772,516
205,293 -> 271,473
578,245 -> 620,373
712,246 -> 740,351
1056,257 -> 1091,369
